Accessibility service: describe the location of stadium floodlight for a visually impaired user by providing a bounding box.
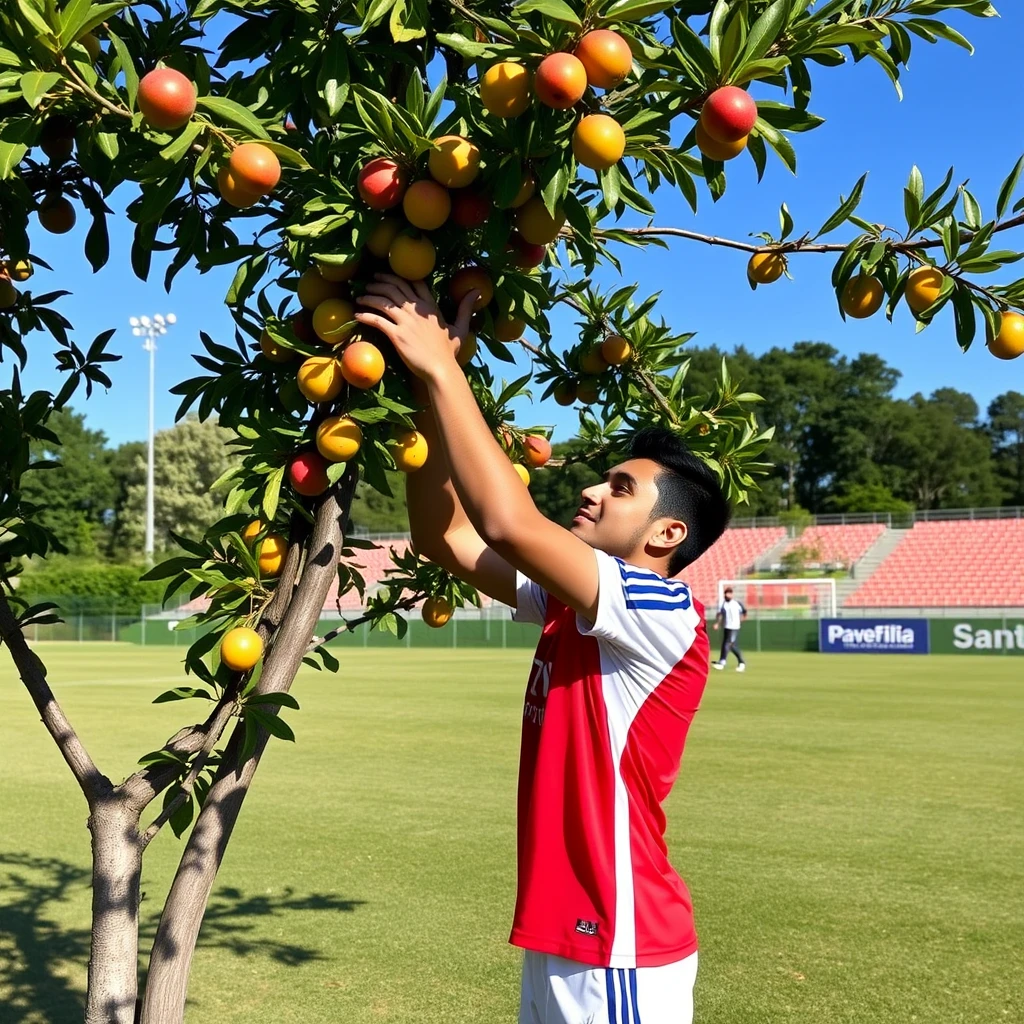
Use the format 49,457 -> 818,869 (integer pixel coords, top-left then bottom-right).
129,313 -> 177,563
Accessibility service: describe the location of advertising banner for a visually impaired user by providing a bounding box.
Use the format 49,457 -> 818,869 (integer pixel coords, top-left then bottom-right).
931,619 -> 1024,656
819,618 -> 930,654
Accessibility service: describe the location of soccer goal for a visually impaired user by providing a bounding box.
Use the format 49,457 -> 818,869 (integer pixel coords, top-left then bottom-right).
717,578 -> 837,619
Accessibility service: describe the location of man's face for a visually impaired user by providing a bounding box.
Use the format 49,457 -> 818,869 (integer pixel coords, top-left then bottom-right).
570,457 -> 684,562
724,590 -> 733,601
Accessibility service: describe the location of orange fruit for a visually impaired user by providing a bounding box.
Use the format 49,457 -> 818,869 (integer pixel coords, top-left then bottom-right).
481,62 -> 531,118
403,179 -> 451,230
572,114 -> 626,171
574,30 -> 632,90
601,335 -> 631,365
841,275 -> 885,319
317,256 -> 359,282
579,347 -> 609,375
449,267 -> 493,312
576,378 -> 600,404
428,135 -> 481,188
513,463 -> 530,486
695,121 -> 746,161
905,266 -> 945,314
340,341 -> 385,389
296,268 -> 339,310
312,298 -> 356,345
366,217 -> 402,259
534,52 -> 587,109
0,277 -> 17,310
388,430 -> 429,472
4,260 -> 32,281
259,330 -> 293,363
217,166 -> 260,208
553,381 -> 577,406
422,596 -> 453,628
256,533 -> 288,577
505,173 -> 536,209
988,311 -> 1024,360
389,233 -> 436,280
494,315 -> 526,342
523,435 -> 552,468
220,627 -> 263,672
701,86 -> 759,144
456,332 -> 478,365
316,415 -> 363,461
515,198 -> 565,245
38,196 -> 76,234
229,142 -> 281,195
138,67 -> 196,130
296,355 -> 345,402
748,252 -> 786,285
241,520 -> 264,548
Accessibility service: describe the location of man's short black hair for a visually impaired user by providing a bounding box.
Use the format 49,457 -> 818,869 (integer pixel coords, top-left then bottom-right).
628,427 -> 731,576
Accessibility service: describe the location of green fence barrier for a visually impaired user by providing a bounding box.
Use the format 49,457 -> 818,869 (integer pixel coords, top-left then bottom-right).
930,618 -> 1024,655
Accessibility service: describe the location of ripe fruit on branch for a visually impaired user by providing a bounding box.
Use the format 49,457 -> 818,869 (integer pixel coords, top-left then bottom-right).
297,355 -> 345,402
480,62 -> 531,118
256,533 -> 288,576
0,277 -> 17,310
317,256 -> 359,282
515,198 -> 565,245
291,310 -> 316,344
513,463 -> 531,486
313,298 -> 356,345
367,217 -> 402,259
4,260 -> 32,281
39,116 -> 75,162
553,381 -> 577,406
138,68 -> 196,130
289,451 -> 331,495
38,195 -> 76,234
428,136 -> 481,188
508,233 -> 546,269
904,266 -> 945,314
456,333 -> 478,365
388,430 -> 429,472
494,315 -> 526,342
316,416 -> 363,461
229,143 -> 281,195
79,32 -> 101,61
422,596 -> 453,628
576,378 -> 600,405
241,520 -> 264,548
601,335 -> 631,365
574,30 -> 632,90
988,311 -> 1024,360
841,275 -> 885,319
700,86 -> 758,144
403,179 -> 451,230
524,435 -> 552,468
220,627 -> 263,672
259,331 -> 293,363
503,173 -> 536,210
451,189 -> 492,228
296,268 -> 340,310
535,52 -> 588,109
579,347 -> 609,375
217,167 -> 260,208
389,233 -> 436,280
572,114 -> 626,171
695,121 -> 746,162
748,251 -> 786,284
358,157 -> 408,210
449,267 -> 493,311
341,341 -> 385,389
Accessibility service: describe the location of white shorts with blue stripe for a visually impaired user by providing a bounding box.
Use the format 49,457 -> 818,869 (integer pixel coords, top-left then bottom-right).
519,950 -> 698,1024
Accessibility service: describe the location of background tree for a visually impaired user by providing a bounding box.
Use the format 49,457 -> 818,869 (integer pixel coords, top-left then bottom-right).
988,390 -> 1024,504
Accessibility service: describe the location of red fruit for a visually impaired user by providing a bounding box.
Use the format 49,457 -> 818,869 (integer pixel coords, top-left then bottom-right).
700,86 -> 758,144
291,309 -> 315,344
288,451 -> 331,497
138,68 -> 197,131
449,267 -> 494,311
451,189 -> 492,229
357,157 -> 408,210
509,233 -> 546,269
523,435 -> 552,468
534,52 -> 588,109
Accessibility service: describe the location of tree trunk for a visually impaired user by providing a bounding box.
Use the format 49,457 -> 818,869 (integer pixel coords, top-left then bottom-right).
85,798 -> 143,1024
139,473 -> 356,1024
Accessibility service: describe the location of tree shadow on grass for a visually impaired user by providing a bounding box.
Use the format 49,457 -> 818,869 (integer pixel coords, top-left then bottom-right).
0,852 -> 364,1024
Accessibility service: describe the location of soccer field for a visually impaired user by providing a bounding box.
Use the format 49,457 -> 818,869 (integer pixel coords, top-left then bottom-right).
1,646 -> 1020,1024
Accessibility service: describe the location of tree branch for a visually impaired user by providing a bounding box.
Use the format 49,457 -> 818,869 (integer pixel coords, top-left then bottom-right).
307,592 -> 425,651
0,593 -> 110,806
634,367 -> 682,427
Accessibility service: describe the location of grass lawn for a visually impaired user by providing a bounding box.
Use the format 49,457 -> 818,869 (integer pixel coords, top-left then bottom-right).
1,645 -> 1021,1023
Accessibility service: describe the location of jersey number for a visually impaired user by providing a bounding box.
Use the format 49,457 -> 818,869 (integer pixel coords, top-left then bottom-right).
529,658 -> 552,700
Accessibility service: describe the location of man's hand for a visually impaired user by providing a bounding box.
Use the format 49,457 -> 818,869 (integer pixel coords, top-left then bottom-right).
354,274 -> 477,379
712,622 -> 720,631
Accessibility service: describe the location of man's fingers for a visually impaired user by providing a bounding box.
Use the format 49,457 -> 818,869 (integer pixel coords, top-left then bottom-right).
356,293 -> 403,321
374,273 -> 419,303
361,281 -> 412,308
412,280 -> 434,305
454,290 -> 479,339
353,311 -> 399,342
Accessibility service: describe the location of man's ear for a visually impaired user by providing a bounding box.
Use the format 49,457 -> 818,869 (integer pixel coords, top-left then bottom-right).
647,518 -> 687,557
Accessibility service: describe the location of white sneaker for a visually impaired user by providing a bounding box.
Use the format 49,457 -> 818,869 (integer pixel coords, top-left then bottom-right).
736,663 -> 746,672
711,661 -> 725,670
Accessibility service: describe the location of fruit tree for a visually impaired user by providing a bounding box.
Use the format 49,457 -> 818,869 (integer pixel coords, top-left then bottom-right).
1,0 -> 1021,1021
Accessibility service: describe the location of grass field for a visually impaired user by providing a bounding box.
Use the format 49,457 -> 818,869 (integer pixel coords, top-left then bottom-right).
1,645 -> 1021,1024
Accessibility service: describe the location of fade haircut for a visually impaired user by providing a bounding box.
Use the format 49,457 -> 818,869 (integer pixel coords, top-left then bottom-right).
628,427 -> 731,576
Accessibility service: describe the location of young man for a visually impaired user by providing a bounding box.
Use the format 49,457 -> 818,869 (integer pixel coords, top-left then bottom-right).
356,275 -> 731,1024
711,586 -> 747,672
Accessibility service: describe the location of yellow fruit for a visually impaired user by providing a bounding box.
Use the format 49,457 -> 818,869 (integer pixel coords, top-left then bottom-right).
241,520 -> 263,548
505,174 -> 536,209
513,463 -> 530,486
695,120 -> 747,162
403,179 -> 451,230
456,332 -> 478,365
0,278 -> 17,310
841,275 -> 885,320
905,266 -> 945,315
428,135 -> 481,188
259,331 -> 293,363
5,260 -> 32,281
572,114 -> 626,171
317,257 -> 359,282
257,533 -> 288,577
579,347 -> 609,375
389,233 -> 436,280
80,32 -> 101,62
316,415 -> 363,462
515,198 -> 565,246
312,297 -> 356,345
366,217 -> 402,259
296,269 -> 339,310
601,335 -> 631,365
481,62 -> 531,118
296,355 -> 345,402
747,252 -> 786,285
988,311 -> 1024,360
217,166 -> 260,209
220,626 -> 263,672
422,595 -> 453,628
576,378 -> 600,405
388,429 -> 429,472
494,315 -> 526,342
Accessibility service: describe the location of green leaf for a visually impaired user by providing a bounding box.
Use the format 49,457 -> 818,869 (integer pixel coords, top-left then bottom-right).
60,0 -> 127,45
317,32 -> 349,118
262,465 -> 285,520
951,283 -> 976,352
779,202 -> 793,241
708,0 -> 730,71
752,117 -> 795,174
996,155 -> 1024,221
247,692 -> 300,710
740,0 -> 791,67
105,27 -> 137,109
255,139 -> 310,170
20,70 -> 60,108
816,173 -> 866,237
961,189 -> 982,231
601,0 -> 675,22
196,96 -> 271,140
153,686 -> 214,703
515,0 -> 581,27
248,707 -> 295,742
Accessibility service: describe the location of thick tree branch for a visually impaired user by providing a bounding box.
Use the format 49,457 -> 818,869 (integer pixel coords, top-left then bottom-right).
0,593 -> 110,806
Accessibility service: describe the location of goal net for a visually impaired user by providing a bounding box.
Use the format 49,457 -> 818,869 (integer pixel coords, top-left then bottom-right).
717,578 -> 837,619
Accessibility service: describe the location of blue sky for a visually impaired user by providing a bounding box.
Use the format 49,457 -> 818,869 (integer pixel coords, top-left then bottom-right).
16,5 -> 1023,447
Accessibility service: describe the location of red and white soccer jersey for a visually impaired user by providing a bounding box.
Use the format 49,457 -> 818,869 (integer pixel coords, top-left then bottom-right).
509,548 -> 710,970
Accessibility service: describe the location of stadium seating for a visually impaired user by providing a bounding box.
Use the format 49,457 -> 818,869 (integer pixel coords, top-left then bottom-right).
678,526 -> 787,611
779,523 -> 885,568
846,519 -> 1024,608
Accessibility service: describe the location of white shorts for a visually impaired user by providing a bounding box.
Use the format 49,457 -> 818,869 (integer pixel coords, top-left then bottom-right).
519,950 -> 698,1024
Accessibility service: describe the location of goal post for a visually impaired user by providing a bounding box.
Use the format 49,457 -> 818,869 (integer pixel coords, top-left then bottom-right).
716,578 -> 837,619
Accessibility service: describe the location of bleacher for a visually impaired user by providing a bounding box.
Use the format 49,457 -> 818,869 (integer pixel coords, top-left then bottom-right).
679,526 -> 787,611
779,523 -> 885,568
846,519 -> 1024,608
